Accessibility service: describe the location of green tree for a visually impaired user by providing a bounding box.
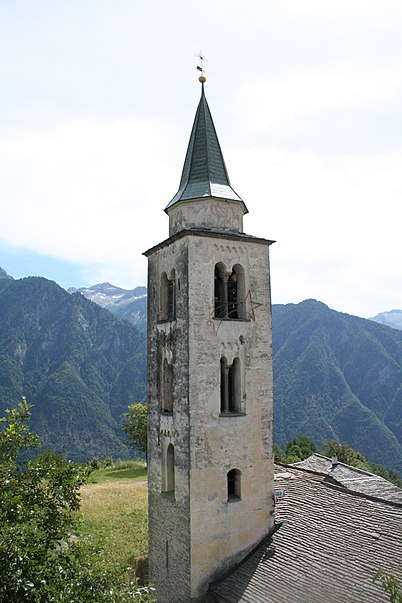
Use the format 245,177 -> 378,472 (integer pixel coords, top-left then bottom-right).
123,403 -> 148,456
0,399 -> 155,602
285,435 -> 317,460
323,441 -> 402,487
323,440 -> 370,469
274,444 -> 288,463
373,569 -> 402,603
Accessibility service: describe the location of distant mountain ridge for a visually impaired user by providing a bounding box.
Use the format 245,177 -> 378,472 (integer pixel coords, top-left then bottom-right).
0,266 -> 13,279
273,300 -> 402,473
69,283 -> 147,331
63,282 -> 402,473
369,309 -> 402,331
0,267 -> 400,472
0,275 -> 146,460
62,281 -> 402,472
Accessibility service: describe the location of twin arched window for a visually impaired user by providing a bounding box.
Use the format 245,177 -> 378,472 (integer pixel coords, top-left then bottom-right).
214,263 -> 245,319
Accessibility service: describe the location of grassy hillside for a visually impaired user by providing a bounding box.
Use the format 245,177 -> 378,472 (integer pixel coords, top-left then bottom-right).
80,460 -> 148,580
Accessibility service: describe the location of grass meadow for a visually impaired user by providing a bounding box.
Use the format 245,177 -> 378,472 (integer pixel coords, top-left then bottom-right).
79,460 -> 148,579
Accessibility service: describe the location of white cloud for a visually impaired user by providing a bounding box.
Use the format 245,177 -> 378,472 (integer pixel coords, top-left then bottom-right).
280,0 -> 402,28
0,113 -> 179,286
0,111 -> 401,316
234,62 -> 402,135
228,145 -> 402,317
1,1 -> 401,316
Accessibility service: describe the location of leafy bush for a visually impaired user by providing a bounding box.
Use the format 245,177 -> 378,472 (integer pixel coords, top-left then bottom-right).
0,399 -> 155,602
123,403 -> 147,456
373,569 -> 402,603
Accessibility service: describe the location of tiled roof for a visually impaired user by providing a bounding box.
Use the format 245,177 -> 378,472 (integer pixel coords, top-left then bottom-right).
293,453 -> 402,504
210,465 -> 402,603
165,83 -> 246,211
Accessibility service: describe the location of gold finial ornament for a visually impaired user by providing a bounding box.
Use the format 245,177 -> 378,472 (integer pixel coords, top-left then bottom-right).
198,74 -> 207,84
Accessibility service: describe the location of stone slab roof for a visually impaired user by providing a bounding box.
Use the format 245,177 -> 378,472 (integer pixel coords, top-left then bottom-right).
209,465 -> 402,603
293,453 -> 402,504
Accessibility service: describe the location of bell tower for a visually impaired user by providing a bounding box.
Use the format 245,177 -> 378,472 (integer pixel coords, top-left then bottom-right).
144,75 -> 275,602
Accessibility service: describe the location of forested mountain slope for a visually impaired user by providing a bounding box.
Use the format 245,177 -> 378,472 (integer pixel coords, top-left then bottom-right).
0,271 -> 400,472
0,276 -> 146,460
272,300 -> 402,473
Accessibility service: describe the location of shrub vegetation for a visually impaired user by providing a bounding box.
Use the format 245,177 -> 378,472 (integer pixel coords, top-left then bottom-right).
0,399 -> 154,603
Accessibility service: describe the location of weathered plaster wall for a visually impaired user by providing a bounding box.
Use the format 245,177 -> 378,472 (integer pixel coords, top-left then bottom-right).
168,198 -> 244,237
147,240 -> 192,602
146,230 -> 274,602
187,234 -> 274,596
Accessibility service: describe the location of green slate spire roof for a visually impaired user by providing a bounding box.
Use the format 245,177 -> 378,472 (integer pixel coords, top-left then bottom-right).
166,82 -> 247,212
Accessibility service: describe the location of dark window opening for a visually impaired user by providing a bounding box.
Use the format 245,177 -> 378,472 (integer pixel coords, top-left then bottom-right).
168,280 -> 175,320
227,469 -> 241,501
214,265 -> 226,318
221,357 -> 241,414
228,273 -> 238,319
214,264 -> 245,320
159,271 -> 176,321
162,443 -> 175,494
161,359 -> 173,413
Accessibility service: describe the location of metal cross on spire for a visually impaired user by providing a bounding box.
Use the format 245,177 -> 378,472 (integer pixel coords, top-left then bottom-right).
195,50 -> 208,76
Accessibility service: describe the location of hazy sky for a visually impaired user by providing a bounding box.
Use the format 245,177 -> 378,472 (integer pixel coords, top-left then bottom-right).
1,0 -> 401,318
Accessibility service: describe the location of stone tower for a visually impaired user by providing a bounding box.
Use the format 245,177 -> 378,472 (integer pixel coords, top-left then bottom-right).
144,78 -> 275,602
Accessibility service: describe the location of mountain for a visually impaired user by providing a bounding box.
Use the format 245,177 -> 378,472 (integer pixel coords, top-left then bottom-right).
69,283 -> 147,331
1,272 -> 400,472
0,276 -> 146,461
273,300 -> 402,473
0,266 -> 13,280
68,283 -> 402,472
369,309 -> 402,331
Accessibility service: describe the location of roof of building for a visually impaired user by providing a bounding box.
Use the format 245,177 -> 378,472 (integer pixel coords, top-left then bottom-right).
143,227 -> 275,257
165,82 -> 247,212
210,465 -> 402,603
293,453 -> 402,504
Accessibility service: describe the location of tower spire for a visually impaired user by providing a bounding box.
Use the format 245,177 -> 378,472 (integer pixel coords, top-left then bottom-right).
165,76 -> 247,213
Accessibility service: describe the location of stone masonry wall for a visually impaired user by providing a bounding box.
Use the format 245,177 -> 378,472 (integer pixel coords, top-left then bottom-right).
186,233 -> 274,597
146,230 -> 274,602
147,240 -> 192,603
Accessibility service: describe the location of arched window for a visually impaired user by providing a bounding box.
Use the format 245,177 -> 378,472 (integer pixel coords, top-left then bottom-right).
214,264 -> 226,318
159,271 -> 176,321
221,356 -> 242,414
161,359 -> 173,413
227,469 -> 241,501
214,263 -> 245,320
168,269 -> 176,320
162,443 -> 175,494
231,264 -> 246,319
227,270 -> 238,319
229,358 -> 241,412
220,357 -> 228,413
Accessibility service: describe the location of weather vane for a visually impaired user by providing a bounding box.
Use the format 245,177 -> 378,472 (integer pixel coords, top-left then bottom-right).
195,51 -> 208,82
